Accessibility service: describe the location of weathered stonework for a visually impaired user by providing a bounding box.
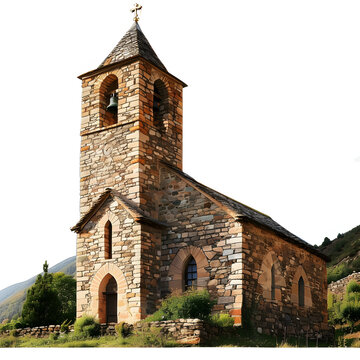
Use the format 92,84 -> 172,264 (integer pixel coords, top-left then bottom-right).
328,272 -> 360,300
241,221 -> 328,336
72,21 -> 331,340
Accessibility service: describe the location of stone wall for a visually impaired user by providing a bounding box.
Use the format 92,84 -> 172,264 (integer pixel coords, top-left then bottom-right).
2,325 -> 74,338
79,59 -> 184,218
158,167 -> 243,324
1,320 -> 204,344
328,272 -> 360,300
241,221 -> 329,338
76,58 -> 184,322
136,319 -> 236,345
76,199 -> 142,323
136,319 -> 205,344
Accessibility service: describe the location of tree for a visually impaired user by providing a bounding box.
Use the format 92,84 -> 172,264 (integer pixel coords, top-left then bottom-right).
53,273 -> 76,323
321,237 -> 331,247
22,261 -> 61,327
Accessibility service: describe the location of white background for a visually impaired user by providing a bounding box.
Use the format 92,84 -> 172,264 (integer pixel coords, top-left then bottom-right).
0,0 -> 359,292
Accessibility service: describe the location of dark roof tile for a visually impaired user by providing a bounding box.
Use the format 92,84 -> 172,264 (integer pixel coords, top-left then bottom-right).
98,22 -> 167,72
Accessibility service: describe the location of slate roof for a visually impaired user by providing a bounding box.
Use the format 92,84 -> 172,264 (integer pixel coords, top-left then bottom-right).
71,188 -> 168,233
162,162 -> 328,261
98,22 -> 167,72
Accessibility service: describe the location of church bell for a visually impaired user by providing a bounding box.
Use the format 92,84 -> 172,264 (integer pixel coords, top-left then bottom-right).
106,93 -> 118,114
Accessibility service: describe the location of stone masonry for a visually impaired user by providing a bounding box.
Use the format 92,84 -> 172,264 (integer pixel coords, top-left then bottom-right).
328,271 -> 360,300
72,20 -> 332,338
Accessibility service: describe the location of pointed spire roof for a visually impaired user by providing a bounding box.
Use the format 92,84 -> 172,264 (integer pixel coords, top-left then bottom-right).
98,22 -> 167,72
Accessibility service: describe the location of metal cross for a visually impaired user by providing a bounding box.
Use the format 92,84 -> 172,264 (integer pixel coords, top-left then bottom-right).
131,3 -> 142,22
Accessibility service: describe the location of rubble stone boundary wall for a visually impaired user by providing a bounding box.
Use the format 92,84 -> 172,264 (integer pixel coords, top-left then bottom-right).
136,319 -> 210,344
2,325 -> 74,338
1,324 -> 116,338
1,319 -> 233,345
328,272 -> 360,299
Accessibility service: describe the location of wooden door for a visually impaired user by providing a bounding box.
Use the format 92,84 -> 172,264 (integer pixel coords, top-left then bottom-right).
105,276 -> 118,323
106,293 -> 117,323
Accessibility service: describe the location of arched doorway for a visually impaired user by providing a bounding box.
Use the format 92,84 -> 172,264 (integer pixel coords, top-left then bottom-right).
103,276 -> 118,323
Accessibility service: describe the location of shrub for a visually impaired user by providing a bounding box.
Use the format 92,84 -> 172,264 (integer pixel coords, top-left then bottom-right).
146,290 -> 216,321
327,263 -> 351,283
9,329 -> 18,337
49,332 -> 59,341
347,281 -> 360,295
341,302 -> 360,328
0,318 -> 24,333
74,316 -> 100,338
0,321 -> 13,333
210,313 -> 234,327
145,309 -> 167,322
14,319 -> 24,329
133,327 -> 176,347
60,319 -> 72,333
115,322 -> 131,338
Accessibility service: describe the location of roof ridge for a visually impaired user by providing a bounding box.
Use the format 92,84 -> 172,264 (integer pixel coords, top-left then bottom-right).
97,22 -> 167,72
71,188 -> 168,233
159,162 -> 328,261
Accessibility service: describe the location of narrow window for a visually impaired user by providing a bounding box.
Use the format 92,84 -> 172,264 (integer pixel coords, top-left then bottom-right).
104,220 -> 112,259
271,264 -> 276,300
298,276 -> 305,307
152,79 -> 168,131
185,256 -> 197,290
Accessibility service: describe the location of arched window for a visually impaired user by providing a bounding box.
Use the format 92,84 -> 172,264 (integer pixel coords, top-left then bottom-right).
104,220 -> 112,259
99,75 -> 118,127
271,264 -> 276,300
184,256 -> 197,290
298,276 -> 305,307
153,79 -> 168,131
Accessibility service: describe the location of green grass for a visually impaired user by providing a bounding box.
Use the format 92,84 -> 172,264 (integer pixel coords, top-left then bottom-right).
0,323 -> 357,348
0,327 -> 180,348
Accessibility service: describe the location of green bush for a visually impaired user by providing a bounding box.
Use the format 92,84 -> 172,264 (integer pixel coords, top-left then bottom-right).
210,313 -> 234,327
49,332 -> 59,341
341,302 -> 360,328
145,309 -> 167,322
9,329 -> 18,337
74,316 -> 100,338
0,318 -> 24,333
60,319 -> 72,333
115,322 -> 131,338
327,263 -> 351,283
146,290 -> 216,322
347,281 -> 360,294
133,327 -> 176,347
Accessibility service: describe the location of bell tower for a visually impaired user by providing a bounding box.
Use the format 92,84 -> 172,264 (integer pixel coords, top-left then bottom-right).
73,13 -> 186,323
78,21 -> 186,219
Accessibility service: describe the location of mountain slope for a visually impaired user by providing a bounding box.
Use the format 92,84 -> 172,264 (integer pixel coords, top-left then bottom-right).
0,256 -> 76,322
319,225 -> 360,283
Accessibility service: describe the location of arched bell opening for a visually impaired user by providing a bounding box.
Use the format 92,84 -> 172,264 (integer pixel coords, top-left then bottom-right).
153,79 -> 169,131
98,274 -> 118,324
99,74 -> 118,127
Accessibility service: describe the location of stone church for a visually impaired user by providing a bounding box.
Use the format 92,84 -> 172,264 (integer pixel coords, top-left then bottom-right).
71,18 -> 331,337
